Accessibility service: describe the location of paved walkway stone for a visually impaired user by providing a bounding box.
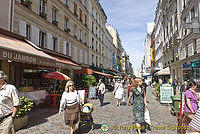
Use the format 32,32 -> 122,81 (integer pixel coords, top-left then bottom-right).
17,87 -> 177,134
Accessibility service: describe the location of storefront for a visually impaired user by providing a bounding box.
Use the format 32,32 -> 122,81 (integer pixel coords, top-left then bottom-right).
0,32 -> 56,92
182,57 -> 200,89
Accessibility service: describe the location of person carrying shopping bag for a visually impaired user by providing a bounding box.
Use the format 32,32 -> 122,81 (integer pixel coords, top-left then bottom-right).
59,81 -> 81,134
178,81 -> 200,134
127,78 -> 149,134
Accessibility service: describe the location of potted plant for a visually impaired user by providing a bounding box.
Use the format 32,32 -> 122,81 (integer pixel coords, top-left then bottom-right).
14,97 -> 33,130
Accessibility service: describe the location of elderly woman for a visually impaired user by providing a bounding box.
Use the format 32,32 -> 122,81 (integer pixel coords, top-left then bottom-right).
178,81 -> 200,134
59,81 -> 81,134
127,78 -> 148,134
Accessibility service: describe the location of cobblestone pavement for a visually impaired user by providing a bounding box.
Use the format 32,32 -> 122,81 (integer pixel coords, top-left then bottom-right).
17,87 -> 178,134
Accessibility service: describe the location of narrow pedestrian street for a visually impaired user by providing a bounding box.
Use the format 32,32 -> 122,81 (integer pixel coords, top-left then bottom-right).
17,87 -> 177,134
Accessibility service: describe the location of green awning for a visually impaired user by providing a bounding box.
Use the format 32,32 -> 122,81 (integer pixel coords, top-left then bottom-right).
191,58 -> 200,68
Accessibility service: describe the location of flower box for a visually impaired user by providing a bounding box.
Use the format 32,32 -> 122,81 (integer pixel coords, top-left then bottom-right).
14,115 -> 28,130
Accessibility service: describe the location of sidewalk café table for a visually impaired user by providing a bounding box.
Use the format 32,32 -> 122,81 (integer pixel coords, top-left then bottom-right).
45,93 -> 62,108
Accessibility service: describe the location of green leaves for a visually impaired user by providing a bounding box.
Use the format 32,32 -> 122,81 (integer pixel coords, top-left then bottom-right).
16,97 -> 33,118
76,74 -> 97,89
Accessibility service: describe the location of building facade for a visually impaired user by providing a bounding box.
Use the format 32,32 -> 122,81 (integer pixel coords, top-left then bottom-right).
106,24 -> 123,72
153,0 -> 200,86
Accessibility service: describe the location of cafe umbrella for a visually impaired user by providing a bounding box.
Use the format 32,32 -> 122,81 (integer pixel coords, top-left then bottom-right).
43,71 -> 71,81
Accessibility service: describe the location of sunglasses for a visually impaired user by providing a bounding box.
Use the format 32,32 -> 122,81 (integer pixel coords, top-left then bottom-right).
69,85 -> 74,87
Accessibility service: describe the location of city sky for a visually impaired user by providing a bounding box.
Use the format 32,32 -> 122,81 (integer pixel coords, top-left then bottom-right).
100,0 -> 158,71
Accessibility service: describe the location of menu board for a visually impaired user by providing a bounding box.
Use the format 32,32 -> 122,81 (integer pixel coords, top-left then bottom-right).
160,84 -> 174,103
89,86 -> 97,99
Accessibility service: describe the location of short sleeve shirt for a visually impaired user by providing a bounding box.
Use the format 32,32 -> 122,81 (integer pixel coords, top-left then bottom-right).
0,83 -> 21,118
184,90 -> 198,113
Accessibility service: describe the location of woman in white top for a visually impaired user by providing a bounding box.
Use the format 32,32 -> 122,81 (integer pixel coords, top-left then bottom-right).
59,81 -> 80,134
113,79 -> 124,106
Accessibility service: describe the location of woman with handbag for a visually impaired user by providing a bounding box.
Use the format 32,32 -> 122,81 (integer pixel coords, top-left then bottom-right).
178,81 -> 200,134
59,81 -> 81,134
127,78 -> 148,134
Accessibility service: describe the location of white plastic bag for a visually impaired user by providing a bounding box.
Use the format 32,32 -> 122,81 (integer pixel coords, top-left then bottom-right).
144,108 -> 151,125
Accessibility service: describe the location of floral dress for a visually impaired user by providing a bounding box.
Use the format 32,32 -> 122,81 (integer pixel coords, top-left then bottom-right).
131,87 -> 145,123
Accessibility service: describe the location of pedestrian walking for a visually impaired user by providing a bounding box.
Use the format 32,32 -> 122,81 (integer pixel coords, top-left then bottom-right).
0,71 -> 21,134
113,79 -> 124,106
178,81 -> 200,134
180,80 -> 189,91
97,78 -> 106,107
127,78 -> 148,134
127,79 -> 134,105
59,81 -> 81,134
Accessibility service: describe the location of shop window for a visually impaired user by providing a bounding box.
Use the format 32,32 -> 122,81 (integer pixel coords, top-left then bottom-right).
39,30 -> 46,48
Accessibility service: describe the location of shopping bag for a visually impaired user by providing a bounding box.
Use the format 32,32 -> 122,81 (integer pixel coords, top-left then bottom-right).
144,108 -> 151,125
189,109 -> 200,132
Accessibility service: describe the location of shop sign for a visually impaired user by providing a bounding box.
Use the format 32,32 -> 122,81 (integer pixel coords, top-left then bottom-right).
182,62 -> 192,68
160,84 -> 173,103
0,48 -> 56,67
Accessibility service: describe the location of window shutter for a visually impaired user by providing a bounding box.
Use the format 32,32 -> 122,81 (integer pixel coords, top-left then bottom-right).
73,46 -> 77,61
79,49 -> 82,63
31,25 -> 40,46
19,20 -> 26,37
85,51 -> 88,64
46,33 -> 52,50
57,38 -> 60,52
69,43 -> 71,56
63,41 -> 66,54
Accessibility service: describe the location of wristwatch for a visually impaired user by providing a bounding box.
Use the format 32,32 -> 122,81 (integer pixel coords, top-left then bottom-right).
11,116 -> 15,119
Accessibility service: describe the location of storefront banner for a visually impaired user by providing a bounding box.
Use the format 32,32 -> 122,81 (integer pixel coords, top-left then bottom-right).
0,48 -> 56,67
160,84 -> 174,103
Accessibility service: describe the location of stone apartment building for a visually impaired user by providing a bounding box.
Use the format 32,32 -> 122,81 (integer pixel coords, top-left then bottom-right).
106,24 -> 123,71
153,0 -> 200,84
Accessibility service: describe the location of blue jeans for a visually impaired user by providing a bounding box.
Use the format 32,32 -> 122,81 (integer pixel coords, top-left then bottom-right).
128,91 -> 134,104
99,90 -> 104,106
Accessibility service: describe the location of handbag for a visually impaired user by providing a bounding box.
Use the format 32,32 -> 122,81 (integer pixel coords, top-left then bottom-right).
189,109 -> 200,132
144,108 -> 151,125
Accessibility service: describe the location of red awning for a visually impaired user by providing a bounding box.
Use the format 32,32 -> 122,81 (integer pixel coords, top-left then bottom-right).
93,71 -> 113,77
75,67 -> 93,75
52,56 -> 80,67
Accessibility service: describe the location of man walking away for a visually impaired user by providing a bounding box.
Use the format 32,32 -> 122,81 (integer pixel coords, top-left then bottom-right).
0,71 -> 21,134
97,78 -> 106,107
